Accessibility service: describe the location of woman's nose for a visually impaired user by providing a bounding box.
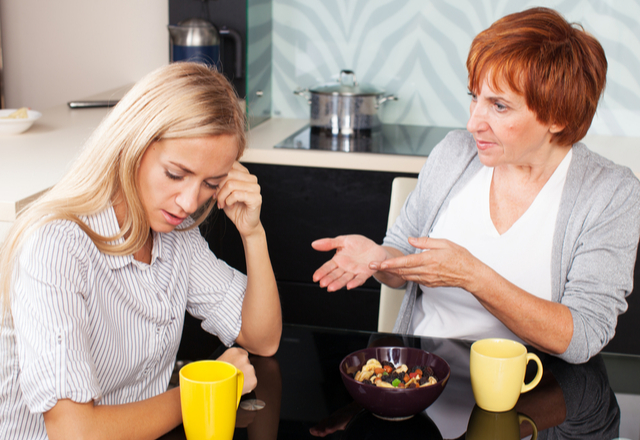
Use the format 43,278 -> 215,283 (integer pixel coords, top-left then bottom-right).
467,102 -> 487,133
176,185 -> 199,215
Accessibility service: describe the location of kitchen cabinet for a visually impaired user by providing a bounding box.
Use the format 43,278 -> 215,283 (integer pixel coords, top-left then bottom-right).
179,161 -> 640,360
177,163 -> 417,360
604,244 -> 640,356
204,163 -> 418,328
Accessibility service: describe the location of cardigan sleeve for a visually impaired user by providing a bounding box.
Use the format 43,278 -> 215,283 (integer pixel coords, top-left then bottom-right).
383,130 -> 479,254
558,161 -> 640,364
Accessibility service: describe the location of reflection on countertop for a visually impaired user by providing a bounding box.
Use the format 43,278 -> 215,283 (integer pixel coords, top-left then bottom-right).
160,325 -> 638,440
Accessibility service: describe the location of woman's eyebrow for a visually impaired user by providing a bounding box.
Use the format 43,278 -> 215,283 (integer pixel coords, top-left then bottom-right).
485,94 -> 515,106
169,161 -> 228,179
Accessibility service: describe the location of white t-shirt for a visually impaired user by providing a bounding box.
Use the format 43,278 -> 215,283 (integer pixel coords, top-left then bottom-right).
411,149 -> 572,341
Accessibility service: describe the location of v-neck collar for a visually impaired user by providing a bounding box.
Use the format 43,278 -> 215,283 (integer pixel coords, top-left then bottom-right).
484,149 -> 573,237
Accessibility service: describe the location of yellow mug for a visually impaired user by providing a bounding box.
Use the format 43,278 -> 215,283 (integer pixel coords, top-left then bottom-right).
470,338 -> 543,412
180,360 -> 244,440
466,405 -> 538,440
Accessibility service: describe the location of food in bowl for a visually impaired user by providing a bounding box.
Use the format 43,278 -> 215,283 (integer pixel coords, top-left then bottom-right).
0,108 -> 42,134
353,357 -> 438,388
1,107 -> 29,119
340,346 -> 450,420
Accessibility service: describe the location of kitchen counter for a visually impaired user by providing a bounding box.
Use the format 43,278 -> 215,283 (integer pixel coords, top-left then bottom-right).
0,87 -> 430,229
2,85 -> 640,240
245,119 -> 432,173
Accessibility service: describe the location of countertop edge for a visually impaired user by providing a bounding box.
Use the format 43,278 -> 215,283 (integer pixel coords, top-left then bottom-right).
3,93 -> 640,223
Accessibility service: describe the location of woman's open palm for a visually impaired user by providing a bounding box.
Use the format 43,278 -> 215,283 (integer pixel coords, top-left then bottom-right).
312,235 -> 387,291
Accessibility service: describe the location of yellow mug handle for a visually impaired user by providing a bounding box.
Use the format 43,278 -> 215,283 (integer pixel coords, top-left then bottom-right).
236,370 -> 244,408
521,353 -> 543,394
519,413 -> 538,440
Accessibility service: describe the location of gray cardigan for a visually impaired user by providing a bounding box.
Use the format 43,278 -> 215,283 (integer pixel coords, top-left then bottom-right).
384,130 -> 640,364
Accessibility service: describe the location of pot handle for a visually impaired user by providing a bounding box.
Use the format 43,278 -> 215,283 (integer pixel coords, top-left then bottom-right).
377,94 -> 398,108
340,70 -> 357,86
294,88 -> 312,104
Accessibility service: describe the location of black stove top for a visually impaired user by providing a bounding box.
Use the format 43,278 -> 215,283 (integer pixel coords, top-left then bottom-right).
274,124 -> 460,157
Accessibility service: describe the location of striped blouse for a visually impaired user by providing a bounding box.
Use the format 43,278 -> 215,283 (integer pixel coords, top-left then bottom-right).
0,206 -> 247,439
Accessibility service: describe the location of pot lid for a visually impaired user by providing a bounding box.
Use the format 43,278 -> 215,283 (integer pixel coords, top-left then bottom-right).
310,70 -> 384,96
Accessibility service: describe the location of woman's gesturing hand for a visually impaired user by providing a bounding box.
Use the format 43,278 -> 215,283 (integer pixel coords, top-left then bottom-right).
216,162 -> 263,238
311,235 -> 389,292
374,236 -> 481,292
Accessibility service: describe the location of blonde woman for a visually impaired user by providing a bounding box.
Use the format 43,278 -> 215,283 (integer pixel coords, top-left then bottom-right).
0,63 -> 282,439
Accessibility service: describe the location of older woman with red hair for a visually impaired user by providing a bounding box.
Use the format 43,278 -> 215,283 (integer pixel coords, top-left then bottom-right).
313,7 -> 640,364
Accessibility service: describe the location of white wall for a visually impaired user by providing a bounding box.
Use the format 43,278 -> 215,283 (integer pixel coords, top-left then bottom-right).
1,0 -> 169,111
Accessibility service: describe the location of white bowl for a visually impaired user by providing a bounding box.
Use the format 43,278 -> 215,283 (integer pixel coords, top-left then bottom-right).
0,109 -> 42,134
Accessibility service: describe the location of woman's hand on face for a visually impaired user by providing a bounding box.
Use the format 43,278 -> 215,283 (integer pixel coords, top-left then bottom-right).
217,347 -> 257,395
374,236 -> 480,291
311,235 -> 388,292
216,162 -> 263,238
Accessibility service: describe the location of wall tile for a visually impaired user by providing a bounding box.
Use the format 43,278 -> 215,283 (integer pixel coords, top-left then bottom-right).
261,0 -> 640,136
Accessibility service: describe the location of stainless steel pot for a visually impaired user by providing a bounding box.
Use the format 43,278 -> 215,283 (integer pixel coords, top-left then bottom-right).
294,70 -> 397,136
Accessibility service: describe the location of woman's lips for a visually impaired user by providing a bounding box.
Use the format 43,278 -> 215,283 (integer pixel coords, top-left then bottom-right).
474,138 -> 494,151
162,210 -> 186,226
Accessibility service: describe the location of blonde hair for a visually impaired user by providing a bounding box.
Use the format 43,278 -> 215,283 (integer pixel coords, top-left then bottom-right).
0,62 -> 246,317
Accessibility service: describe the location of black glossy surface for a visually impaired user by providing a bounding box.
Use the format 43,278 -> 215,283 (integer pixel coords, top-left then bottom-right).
164,324 -> 639,440
275,124 -> 455,156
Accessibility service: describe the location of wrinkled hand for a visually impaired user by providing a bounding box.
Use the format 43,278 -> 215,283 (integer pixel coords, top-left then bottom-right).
217,347 -> 257,395
311,235 -> 387,292
373,237 -> 479,291
216,162 -> 263,238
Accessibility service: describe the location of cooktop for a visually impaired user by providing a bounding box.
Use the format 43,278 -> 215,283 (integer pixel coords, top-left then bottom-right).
274,124 -> 461,157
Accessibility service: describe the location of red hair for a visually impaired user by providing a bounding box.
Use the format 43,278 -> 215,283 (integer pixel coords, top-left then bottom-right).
467,7 -> 607,146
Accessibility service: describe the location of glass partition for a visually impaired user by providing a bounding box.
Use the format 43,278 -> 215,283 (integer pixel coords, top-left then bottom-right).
246,0 -> 272,128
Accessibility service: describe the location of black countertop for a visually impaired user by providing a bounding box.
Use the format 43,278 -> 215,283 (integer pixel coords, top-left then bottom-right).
161,324 -> 640,440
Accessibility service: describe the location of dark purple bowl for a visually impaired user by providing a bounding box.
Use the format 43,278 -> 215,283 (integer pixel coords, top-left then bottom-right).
339,347 -> 450,420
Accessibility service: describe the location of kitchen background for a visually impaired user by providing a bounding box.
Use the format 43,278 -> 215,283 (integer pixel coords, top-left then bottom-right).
0,0 -> 167,112
2,2 -> 640,436
2,0 -> 639,139
255,0 -> 640,136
